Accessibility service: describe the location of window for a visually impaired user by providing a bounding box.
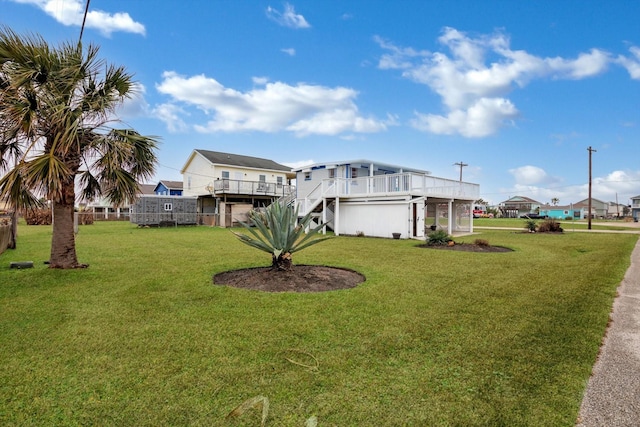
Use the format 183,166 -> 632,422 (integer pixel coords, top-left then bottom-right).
277,176 -> 283,186
164,203 -> 173,211
304,172 -> 312,181
351,168 -> 358,178
328,168 -> 335,178
221,171 -> 230,179
258,174 -> 266,191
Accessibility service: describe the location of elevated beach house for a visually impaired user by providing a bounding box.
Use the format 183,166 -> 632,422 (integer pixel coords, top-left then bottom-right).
181,149 -> 295,226
294,160 -> 479,239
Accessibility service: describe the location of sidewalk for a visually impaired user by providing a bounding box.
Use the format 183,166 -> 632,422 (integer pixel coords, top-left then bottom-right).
576,237 -> 640,426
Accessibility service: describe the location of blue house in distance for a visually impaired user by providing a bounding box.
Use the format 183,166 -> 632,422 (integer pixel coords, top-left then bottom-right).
154,180 -> 183,196
539,204 -> 587,220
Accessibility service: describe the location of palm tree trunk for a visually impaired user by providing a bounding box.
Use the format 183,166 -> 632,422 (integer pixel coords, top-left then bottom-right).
9,209 -> 18,249
49,180 -> 83,268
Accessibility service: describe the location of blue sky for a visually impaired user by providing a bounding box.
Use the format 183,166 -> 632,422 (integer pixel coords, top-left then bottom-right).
2,0 -> 640,205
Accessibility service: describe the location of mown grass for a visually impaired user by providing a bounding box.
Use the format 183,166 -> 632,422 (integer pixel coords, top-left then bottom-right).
0,222 -> 637,426
474,217 -> 636,231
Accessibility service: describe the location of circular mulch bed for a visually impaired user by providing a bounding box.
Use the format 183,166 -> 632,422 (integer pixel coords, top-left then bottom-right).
418,243 -> 513,252
213,265 -> 365,293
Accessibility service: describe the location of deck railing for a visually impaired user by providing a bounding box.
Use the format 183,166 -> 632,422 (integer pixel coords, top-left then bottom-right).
213,179 -> 295,197
298,172 -> 479,215
321,173 -> 479,199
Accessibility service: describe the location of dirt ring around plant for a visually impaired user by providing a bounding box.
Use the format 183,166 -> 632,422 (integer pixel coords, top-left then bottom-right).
213,265 -> 366,293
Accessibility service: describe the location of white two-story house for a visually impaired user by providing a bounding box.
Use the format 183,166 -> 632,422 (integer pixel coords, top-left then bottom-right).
294,159 -> 480,239
181,149 -> 295,226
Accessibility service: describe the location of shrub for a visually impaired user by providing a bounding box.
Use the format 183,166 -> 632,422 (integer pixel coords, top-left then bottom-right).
474,238 -> 490,247
537,218 -> 563,233
524,219 -> 537,232
426,229 -> 453,246
232,202 -> 331,270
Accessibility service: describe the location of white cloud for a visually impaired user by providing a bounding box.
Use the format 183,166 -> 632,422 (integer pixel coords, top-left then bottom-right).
117,83 -> 149,119
9,0 -> 145,36
283,159 -> 315,169
281,48 -> 296,56
545,49 -> 610,79
252,76 -> 269,85
266,3 -> 310,29
376,27 -> 613,138
411,97 -> 518,137
374,35 -> 429,70
152,103 -> 188,133
155,71 -> 388,136
593,170 -> 640,201
617,46 -> 640,79
509,165 -> 557,186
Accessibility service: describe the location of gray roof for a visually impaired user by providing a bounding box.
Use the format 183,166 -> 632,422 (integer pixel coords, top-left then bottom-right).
137,183 -> 156,195
158,180 -> 183,190
195,149 -> 291,172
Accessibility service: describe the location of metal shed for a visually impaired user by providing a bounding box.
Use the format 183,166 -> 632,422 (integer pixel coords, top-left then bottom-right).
130,195 -> 197,226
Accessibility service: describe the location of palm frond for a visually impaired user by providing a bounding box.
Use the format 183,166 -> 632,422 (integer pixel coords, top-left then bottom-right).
0,166 -> 43,211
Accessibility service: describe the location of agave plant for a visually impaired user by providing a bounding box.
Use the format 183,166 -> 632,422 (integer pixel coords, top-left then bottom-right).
232,202 -> 330,271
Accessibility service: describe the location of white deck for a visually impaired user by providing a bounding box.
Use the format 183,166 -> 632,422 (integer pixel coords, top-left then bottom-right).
298,172 -> 479,215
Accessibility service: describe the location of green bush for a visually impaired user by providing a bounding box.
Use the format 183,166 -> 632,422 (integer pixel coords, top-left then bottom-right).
524,219 -> 537,232
426,229 -> 453,246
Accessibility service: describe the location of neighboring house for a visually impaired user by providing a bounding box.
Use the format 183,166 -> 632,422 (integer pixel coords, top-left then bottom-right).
573,198 -> 608,219
631,195 -> 640,221
498,196 -> 543,218
294,159 -> 479,239
539,204 -> 587,220
181,149 -> 295,227
154,180 -> 183,196
606,202 -> 629,219
84,182 -> 155,220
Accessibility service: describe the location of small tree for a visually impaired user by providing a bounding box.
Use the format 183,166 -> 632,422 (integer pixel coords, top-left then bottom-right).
232,202 -> 331,271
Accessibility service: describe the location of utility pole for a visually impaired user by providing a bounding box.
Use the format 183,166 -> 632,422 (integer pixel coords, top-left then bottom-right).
79,0 -> 91,45
454,161 -> 468,182
588,146 -> 596,230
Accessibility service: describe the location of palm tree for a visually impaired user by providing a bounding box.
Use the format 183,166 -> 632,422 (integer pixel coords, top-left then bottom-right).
0,27 -> 158,268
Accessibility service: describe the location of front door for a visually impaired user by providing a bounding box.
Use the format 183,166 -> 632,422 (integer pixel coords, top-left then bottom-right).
412,202 -> 425,238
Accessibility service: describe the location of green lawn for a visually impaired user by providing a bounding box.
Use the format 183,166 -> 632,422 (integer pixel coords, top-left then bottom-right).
474,216 -> 637,231
0,222 -> 637,426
